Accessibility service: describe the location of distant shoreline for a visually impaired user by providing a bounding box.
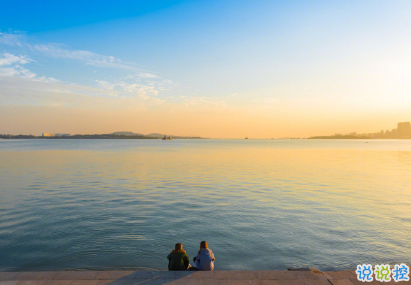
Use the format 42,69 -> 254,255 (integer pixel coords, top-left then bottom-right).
0,134 -> 203,140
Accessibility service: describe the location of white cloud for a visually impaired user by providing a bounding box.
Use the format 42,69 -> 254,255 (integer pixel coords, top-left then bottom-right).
0,53 -> 32,66
36,77 -> 59,83
0,53 -> 37,79
0,53 -> 63,83
16,66 -> 36,78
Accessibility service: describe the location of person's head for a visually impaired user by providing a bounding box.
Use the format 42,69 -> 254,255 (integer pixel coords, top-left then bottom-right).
197,241 -> 208,255
172,243 -> 185,253
200,241 -> 208,250
175,243 -> 183,251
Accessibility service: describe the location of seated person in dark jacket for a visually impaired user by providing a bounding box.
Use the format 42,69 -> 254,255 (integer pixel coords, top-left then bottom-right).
167,243 -> 190,271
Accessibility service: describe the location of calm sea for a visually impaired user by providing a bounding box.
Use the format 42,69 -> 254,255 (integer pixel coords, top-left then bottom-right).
0,139 -> 410,271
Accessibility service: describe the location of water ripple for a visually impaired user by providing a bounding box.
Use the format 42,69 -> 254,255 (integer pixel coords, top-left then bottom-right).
1,140 -> 411,271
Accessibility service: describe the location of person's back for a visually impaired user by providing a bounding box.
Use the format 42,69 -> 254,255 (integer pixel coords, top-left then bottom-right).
195,241 -> 215,271
197,248 -> 215,270
167,243 -> 189,271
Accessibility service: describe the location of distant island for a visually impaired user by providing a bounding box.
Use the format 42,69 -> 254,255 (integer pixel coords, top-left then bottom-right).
0,132 -> 202,140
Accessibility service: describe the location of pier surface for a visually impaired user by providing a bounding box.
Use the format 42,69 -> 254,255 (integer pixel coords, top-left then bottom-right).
0,269 -> 409,285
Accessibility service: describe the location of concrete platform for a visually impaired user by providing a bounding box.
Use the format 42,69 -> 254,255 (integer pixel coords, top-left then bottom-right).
0,269 -> 409,285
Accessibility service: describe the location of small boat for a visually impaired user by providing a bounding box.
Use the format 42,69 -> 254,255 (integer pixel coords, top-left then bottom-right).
162,135 -> 172,140
245,137 -> 248,139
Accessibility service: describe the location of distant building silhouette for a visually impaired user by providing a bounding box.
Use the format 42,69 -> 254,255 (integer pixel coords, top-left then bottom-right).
397,122 -> 411,138
337,122 -> 411,139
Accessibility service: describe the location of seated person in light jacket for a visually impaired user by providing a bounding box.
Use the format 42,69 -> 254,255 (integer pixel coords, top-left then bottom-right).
167,243 -> 190,271
194,241 -> 215,270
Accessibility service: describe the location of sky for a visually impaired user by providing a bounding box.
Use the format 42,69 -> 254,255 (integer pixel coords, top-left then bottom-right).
1,0 -> 411,138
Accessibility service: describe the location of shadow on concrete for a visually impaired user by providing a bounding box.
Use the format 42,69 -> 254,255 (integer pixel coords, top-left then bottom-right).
106,270 -> 196,285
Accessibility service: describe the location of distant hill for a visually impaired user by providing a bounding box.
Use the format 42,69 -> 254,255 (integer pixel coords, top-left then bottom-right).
145,133 -> 164,138
112,132 -> 168,138
111,131 -> 144,136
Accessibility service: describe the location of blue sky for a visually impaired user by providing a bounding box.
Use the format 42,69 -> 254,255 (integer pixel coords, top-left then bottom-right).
1,1 -> 411,137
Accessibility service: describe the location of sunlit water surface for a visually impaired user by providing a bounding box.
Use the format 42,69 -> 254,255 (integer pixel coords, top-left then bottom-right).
0,139 -> 410,271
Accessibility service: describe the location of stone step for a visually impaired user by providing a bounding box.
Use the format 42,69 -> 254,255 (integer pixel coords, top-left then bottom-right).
0,270 -> 409,285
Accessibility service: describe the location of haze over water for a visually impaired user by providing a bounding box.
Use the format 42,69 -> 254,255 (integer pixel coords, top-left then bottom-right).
0,139 -> 410,271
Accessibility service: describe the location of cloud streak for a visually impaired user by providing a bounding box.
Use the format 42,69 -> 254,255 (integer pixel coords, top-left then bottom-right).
0,31 -> 155,72
0,31 -> 25,46
32,43 -> 137,70
0,75 -> 163,109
